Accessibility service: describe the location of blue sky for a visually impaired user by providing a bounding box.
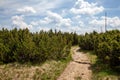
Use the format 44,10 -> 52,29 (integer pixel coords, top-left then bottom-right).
0,0 -> 120,34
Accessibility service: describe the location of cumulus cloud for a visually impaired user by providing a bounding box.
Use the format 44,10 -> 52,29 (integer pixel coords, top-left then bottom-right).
17,6 -> 36,14
12,15 -> 32,29
31,17 -> 52,26
47,11 -> 72,27
73,15 -> 81,20
108,17 -> 120,27
29,11 -> 74,32
90,19 -> 104,26
70,0 -> 104,15
31,11 -> 72,28
90,16 -> 120,28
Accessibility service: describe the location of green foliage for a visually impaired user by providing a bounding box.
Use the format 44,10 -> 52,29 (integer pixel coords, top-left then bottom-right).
0,28 -> 76,64
79,31 -> 98,50
79,30 -> 120,72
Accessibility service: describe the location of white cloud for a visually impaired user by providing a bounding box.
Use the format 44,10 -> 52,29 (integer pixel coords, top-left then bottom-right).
78,21 -> 84,26
38,27 -> 50,31
0,0 -> 64,16
73,15 -> 81,20
31,17 -> 52,26
47,11 -> 72,27
90,19 -> 104,26
90,16 -> 120,28
108,17 -> 120,27
17,6 -> 36,13
31,0 -> 66,15
47,11 -> 63,23
69,26 -> 81,32
12,15 -> 32,29
29,11 -> 74,32
31,11 -> 72,28
1,0 -> 120,34
70,0 -> 104,15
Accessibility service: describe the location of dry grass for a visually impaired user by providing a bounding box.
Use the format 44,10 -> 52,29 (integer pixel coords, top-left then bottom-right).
0,47 -> 73,80
0,60 -> 69,80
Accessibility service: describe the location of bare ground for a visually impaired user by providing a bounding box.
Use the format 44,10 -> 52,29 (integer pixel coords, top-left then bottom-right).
57,47 -> 92,80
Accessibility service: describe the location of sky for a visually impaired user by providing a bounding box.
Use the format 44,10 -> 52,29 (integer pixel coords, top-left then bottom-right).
0,0 -> 120,34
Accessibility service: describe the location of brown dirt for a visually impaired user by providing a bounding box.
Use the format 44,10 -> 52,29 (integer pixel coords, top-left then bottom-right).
57,47 -> 92,80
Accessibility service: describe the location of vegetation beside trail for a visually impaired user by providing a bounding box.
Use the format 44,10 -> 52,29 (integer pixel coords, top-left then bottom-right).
78,30 -> 120,80
0,28 -> 76,80
0,44 -> 72,80
83,51 -> 120,80
0,28 -> 78,64
79,30 -> 120,72
0,59 -> 70,80
0,28 -> 120,79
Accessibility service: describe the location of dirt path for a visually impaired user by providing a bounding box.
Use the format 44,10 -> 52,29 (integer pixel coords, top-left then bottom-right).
57,47 -> 92,80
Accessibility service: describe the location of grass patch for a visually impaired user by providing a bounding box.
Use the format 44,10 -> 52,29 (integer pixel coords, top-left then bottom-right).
79,50 -> 120,80
0,59 -> 70,80
0,48 -> 72,80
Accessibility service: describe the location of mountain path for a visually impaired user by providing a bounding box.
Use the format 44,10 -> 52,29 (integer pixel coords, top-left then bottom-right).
57,47 -> 92,80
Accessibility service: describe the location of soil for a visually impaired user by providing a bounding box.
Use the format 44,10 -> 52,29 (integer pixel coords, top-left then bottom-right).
57,47 -> 92,80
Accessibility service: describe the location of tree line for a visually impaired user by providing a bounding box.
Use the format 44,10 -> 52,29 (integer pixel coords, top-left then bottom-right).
0,28 -> 119,71
0,28 -> 78,63
79,30 -> 120,71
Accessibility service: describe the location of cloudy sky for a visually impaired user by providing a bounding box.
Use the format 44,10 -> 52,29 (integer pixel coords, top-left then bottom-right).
0,0 -> 120,34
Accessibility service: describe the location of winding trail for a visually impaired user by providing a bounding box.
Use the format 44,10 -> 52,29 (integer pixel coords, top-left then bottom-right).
57,47 -> 92,80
